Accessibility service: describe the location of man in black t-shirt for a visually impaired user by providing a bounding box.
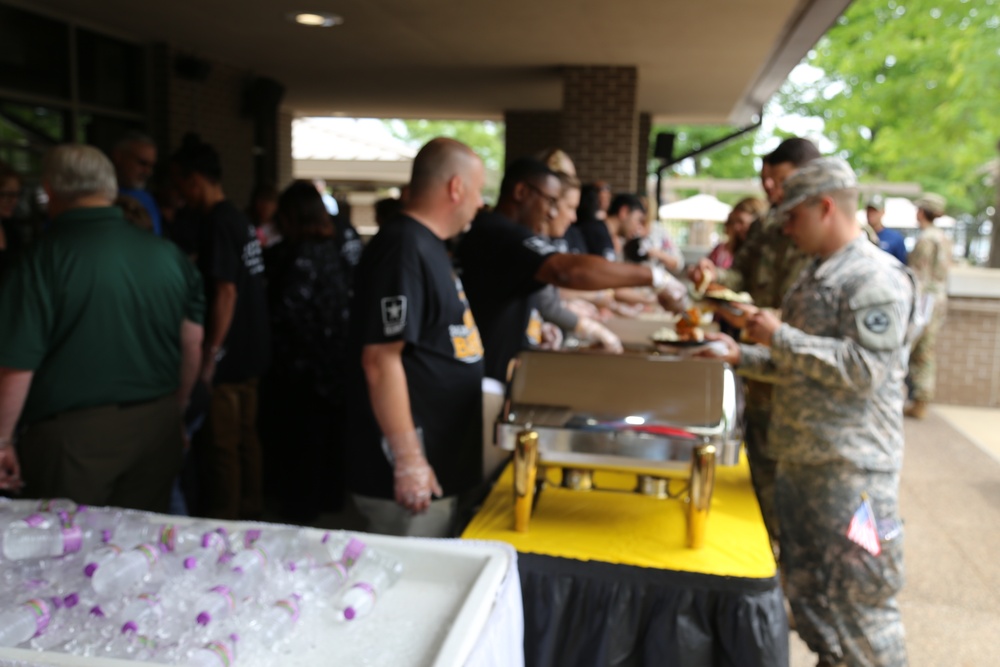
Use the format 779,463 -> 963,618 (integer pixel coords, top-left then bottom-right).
347,138 -> 486,537
456,158 -> 690,382
172,135 -> 270,520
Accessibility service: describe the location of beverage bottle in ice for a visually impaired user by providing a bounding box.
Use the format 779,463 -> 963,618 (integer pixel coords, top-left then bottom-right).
192,585 -> 237,628
103,630 -> 159,661
0,598 -> 55,647
111,515 -> 178,551
2,522 -> 98,561
186,634 -> 239,667
116,592 -> 162,636
29,591 -> 100,651
81,544 -> 124,579
333,551 -> 403,621
250,594 -> 301,645
36,498 -> 77,513
91,543 -> 160,598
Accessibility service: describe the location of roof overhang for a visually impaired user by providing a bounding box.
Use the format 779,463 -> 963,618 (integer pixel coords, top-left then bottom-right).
16,0 -> 851,123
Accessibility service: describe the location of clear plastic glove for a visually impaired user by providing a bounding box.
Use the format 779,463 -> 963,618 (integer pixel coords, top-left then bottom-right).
656,279 -> 691,313
538,322 -> 564,350
565,298 -> 601,321
383,431 -> 443,514
575,318 -> 624,353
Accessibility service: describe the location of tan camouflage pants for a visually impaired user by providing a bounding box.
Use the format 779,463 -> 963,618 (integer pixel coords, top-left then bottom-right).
908,304 -> 944,402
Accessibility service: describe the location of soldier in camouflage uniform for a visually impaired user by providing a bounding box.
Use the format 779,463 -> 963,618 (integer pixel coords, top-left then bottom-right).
905,193 -> 951,419
704,158 -> 917,667
690,137 -> 820,547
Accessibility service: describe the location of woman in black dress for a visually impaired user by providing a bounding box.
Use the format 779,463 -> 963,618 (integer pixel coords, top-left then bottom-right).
263,180 -> 354,521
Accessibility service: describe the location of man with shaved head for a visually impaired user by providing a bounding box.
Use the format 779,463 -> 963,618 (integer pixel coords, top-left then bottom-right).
346,138 -> 487,537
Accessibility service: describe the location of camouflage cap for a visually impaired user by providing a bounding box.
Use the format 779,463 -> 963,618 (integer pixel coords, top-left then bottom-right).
914,192 -> 946,216
776,157 -> 858,215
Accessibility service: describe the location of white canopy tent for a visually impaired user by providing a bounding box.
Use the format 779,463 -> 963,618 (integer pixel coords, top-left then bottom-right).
857,197 -> 956,229
658,194 -> 732,222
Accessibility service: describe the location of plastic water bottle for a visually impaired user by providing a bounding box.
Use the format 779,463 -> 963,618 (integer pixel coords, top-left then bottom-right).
333,551 -> 403,621
251,595 -> 301,644
0,598 -> 54,647
103,631 -> 159,661
29,592 -> 95,650
36,498 -> 77,513
2,523 -> 95,561
111,516 -> 178,551
81,544 -> 124,579
192,585 -> 237,627
116,592 -> 162,636
186,634 -> 239,667
91,543 -> 160,597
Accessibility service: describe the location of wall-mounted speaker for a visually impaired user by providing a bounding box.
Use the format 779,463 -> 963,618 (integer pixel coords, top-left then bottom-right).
654,132 -> 675,161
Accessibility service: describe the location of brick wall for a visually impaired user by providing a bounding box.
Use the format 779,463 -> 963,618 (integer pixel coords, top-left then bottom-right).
560,66 -> 639,193
503,110 -> 561,165
935,298 -> 1000,407
162,50 -> 258,208
637,112 -> 651,196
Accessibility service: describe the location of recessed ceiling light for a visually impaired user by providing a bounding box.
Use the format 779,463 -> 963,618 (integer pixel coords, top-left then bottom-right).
290,12 -> 343,27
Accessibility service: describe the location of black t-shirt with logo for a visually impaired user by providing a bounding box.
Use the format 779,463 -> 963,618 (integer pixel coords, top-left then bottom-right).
576,215 -> 617,261
562,224 -> 588,254
197,200 -> 271,384
455,210 -> 559,381
346,215 -> 484,500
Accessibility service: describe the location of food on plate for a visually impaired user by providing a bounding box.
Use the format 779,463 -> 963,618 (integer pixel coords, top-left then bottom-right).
704,286 -> 753,304
652,308 -> 705,344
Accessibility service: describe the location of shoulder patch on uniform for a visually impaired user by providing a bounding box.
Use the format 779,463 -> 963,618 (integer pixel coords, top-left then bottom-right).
863,309 -> 890,334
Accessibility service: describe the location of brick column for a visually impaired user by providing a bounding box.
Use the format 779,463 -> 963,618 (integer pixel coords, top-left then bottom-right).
559,66 -> 639,192
503,110 -> 561,166
637,112 -> 651,197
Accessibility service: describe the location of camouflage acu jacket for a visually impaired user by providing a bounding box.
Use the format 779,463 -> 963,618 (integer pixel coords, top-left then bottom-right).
715,214 -> 813,309
739,236 -> 917,471
908,225 -> 951,296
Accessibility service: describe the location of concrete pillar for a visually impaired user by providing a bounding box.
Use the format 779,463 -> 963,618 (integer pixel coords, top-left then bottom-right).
277,110 -> 294,189
503,110 -> 561,166
559,66 -> 639,193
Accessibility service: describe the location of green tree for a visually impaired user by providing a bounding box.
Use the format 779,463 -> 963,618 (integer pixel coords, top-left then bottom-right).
775,0 -> 1000,217
383,119 -> 504,201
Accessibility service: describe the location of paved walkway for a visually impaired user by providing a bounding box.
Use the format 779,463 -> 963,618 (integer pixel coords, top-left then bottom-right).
790,406 -> 1000,666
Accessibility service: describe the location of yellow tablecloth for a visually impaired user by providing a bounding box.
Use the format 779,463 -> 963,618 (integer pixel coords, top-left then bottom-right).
463,452 -> 776,579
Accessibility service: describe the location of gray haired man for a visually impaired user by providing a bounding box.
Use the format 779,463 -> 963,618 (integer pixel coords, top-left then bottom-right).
704,157 -> 917,667
0,145 -> 204,512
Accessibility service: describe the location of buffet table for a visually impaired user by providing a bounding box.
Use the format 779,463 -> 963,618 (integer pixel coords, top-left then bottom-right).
462,454 -> 788,667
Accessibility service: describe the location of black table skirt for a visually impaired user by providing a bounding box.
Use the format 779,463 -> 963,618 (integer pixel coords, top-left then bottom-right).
518,552 -> 789,667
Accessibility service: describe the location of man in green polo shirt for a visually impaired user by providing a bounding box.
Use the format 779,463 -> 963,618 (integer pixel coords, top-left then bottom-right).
0,144 -> 205,513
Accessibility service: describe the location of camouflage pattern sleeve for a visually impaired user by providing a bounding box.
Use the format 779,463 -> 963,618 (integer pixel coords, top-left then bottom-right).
736,343 -> 782,383
907,237 -> 934,286
769,281 -> 911,392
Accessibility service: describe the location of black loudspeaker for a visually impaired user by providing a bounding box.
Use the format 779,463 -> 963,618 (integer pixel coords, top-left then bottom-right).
174,55 -> 212,82
654,132 -> 675,161
242,77 -> 286,118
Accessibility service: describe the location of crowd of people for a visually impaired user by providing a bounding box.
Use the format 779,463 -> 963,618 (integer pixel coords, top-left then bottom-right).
0,127 -> 954,667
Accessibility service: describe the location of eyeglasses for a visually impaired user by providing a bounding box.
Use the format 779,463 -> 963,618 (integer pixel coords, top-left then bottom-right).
525,182 -> 560,210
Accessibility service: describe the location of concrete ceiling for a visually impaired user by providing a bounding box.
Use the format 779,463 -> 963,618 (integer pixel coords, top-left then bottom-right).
17,0 -> 850,123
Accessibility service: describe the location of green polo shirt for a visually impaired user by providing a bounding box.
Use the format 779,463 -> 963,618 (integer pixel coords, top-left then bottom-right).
0,206 -> 205,424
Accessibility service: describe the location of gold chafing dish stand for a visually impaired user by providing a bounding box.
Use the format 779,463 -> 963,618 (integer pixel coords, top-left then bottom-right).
496,350 -> 741,548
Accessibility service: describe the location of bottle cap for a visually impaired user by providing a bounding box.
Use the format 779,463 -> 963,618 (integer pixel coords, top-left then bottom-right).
83,563 -> 99,578
122,621 -> 138,634
197,612 -> 211,626
344,607 -> 357,620
63,593 -> 79,608
184,557 -> 198,570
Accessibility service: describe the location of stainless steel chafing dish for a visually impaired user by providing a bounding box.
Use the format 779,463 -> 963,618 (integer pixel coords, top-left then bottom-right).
496,350 -> 742,547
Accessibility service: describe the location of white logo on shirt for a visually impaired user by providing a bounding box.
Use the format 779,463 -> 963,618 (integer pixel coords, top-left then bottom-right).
523,237 -> 558,256
381,296 -> 407,336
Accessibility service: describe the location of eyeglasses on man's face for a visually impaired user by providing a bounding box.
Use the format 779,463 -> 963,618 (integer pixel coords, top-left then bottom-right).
525,182 -> 559,210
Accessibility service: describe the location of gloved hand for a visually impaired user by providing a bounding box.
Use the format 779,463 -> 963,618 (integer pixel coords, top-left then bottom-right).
383,431 -> 443,514
538,322 -> 564,350
575,317 -> 624,353
565,298 -> 601,321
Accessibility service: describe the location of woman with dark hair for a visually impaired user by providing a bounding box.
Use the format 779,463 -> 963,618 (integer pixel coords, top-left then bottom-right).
247,182 -> 281,248
170,133 -> 271,520
263,180 -> 353,520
